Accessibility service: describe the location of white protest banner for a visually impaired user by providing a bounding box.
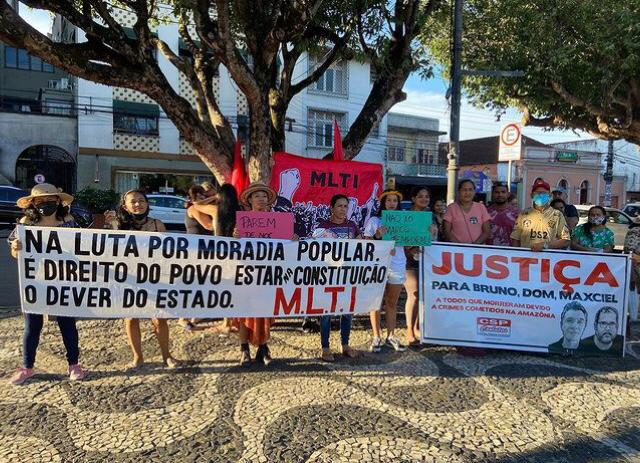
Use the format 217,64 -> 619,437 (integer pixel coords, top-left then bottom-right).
17,226 -> 392,319
420,243 -> 630,357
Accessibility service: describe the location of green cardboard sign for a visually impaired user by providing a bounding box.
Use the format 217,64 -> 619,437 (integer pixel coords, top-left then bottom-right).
381,210 -> 432,246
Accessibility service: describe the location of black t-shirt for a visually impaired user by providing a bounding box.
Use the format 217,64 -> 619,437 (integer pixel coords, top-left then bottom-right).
564,203 -> 579,219
579,335 -> 624,356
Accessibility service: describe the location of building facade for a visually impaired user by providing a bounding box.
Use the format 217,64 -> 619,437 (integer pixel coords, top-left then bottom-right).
0,2 -> 77,191
552,139 -> 640,203
52,8 -> 387,195
447,136 -> 626,208
385,113 -> 446,200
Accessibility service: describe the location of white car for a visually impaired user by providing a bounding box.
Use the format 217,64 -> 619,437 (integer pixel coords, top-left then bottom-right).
575,205 -> 636,251
622,202 -> 640,222
146,194 -> 187,225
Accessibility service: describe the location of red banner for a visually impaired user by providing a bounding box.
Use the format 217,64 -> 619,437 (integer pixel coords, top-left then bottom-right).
270,152 -> 383,238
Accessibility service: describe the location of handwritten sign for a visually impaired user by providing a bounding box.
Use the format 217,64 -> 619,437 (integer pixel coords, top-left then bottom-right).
381,210 -> 432,246
236,211 -> 294,239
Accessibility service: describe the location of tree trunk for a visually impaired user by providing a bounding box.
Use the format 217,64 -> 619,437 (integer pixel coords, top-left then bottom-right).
246,88 -> 274,183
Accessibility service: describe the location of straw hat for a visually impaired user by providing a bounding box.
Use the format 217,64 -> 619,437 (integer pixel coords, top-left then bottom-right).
16,183 -> 73,209
240,182 -> 277,206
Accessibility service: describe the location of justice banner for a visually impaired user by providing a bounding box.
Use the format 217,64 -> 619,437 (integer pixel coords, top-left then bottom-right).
420,243 -> 630,356
17,226 -> 392,319
270,151 -> 383,238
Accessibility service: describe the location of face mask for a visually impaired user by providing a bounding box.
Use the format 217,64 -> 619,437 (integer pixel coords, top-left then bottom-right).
36,201 -> 58,216
132,211 -> 148,220
532,193 -> 550,207
589,216 -> 606,225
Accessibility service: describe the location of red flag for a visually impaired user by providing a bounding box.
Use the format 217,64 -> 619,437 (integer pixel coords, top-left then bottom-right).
332,119 -> 344,161
230,139 -> 249,193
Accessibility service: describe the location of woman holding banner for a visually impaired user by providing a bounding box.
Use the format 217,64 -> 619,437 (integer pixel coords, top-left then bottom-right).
312,194 -> 363,361
363,190 -> 407,353
104,190 -> 180,370
7,183 -> 87,385
235,182 -> 279,366
190,184 -> 241,334
403,187 -> 436,347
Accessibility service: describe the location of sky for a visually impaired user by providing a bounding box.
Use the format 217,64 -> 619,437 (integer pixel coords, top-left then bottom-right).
19,4 -> 590,146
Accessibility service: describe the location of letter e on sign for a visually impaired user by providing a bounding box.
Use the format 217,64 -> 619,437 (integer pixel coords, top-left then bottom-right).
499,123 -> 522,161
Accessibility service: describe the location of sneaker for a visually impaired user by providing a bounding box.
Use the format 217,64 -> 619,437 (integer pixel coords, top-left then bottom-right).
9,367 -> 34,385
68,364 -> 87,381
386,335 -> 407,352
370,336 -> 384,353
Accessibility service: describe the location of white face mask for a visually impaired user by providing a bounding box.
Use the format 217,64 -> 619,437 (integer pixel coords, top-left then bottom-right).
588,216 -> 606,225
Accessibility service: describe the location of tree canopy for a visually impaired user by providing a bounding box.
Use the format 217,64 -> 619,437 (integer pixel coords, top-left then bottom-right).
425,0 -> 640,144
0,1 -> 440,183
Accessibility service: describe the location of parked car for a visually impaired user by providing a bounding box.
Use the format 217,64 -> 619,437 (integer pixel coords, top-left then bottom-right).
575,205 -> 637,251
0,185 -> 93,229
146,194 -> 187,225
621,202 -> 640,222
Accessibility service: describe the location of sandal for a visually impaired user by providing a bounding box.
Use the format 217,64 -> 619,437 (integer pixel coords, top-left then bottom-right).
341,347 -> 362,359
320,350 -> 335,362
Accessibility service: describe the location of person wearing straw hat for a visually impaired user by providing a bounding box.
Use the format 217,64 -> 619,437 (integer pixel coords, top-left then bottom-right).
6,183 -> 87,385
235,182 -> 280,366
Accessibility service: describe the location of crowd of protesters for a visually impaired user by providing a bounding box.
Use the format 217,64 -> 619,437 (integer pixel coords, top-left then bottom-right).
5,175 -> 635,385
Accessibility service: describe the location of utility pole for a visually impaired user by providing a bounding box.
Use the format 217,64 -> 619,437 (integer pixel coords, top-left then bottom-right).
446,0 -> 463,204
603,139 -> 614,207
446,0 -> 523,204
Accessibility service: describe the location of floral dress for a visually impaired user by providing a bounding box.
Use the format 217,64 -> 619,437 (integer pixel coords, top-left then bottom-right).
571,224 -> 614,250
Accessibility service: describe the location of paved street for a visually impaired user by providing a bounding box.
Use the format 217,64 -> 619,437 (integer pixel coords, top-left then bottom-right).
0,314 -> 639,462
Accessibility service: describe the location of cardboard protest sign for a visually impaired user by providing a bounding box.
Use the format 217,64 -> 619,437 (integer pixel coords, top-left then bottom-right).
17,226 -> 392,319
421,243 -> 629,357
381,210 -> 432,246
236,211 -> 294,239
270,151 -> 383,238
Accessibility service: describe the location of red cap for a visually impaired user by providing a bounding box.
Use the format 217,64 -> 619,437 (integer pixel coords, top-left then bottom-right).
531,179 -> 551,193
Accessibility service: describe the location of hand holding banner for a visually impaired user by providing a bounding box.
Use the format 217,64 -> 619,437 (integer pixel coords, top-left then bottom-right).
381,210 -> 432,246
17,226 -> 393,319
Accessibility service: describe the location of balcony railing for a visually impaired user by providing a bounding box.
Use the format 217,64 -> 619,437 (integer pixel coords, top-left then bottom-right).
403,164 -> 446,177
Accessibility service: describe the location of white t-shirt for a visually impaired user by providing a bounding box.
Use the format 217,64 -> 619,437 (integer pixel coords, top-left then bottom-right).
363,216 -> 407,274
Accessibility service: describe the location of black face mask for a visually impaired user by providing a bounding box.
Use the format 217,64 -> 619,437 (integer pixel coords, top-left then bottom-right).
132,211 -> 148,221
36,201 -> 58,217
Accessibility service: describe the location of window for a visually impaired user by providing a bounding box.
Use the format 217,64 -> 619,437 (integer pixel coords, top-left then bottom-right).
4,46 -> 17,68
147,196 -> 163,207
17,49 -> 29,69
307,109 -> 346,148
30,55 -> 42,71
309,56 -> 348,96
113,100 -> 160,136
114,113 -> 159,135
4,46 -> 54,72
165,197 -> 186,209
413,144 -> 437,164
607,211 -> 631,225
579,180 -> 589,204
387,140 -> 406,162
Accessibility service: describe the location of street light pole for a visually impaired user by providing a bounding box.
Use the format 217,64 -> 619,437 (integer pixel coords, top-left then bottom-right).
603,139 -> 614,207
446,0 -> 463,204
